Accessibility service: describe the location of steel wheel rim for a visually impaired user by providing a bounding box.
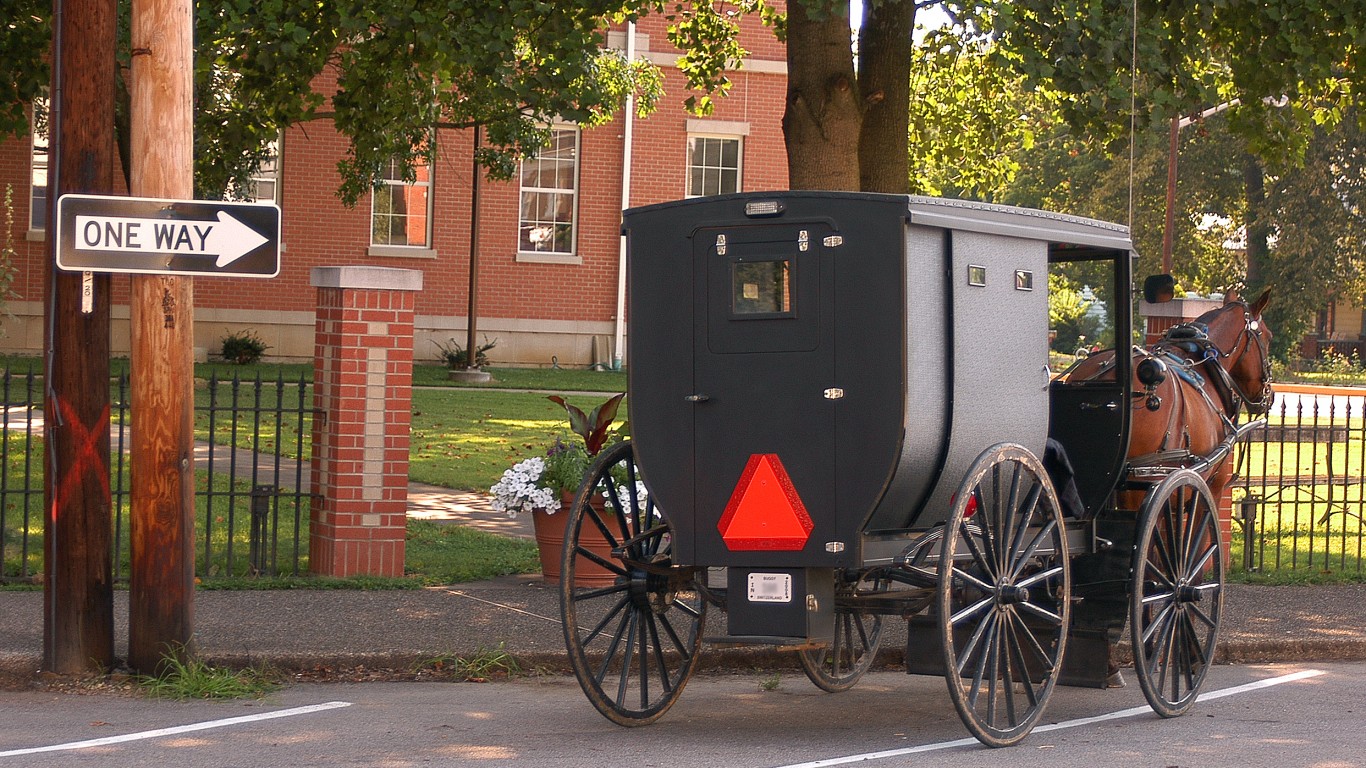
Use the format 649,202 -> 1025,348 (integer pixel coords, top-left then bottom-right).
1131,469 -> 1223,718
560,441 -> 705,726
938,444 -> 1070,748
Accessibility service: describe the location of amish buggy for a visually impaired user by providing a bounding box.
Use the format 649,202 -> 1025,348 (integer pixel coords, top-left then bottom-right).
557,191 -> 1272,747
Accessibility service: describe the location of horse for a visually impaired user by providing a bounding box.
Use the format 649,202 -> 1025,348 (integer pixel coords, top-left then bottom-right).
1062,288 -> 1273,503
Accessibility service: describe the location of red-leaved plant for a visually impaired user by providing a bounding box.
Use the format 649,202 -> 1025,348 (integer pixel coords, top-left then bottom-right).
547,393 -> 624,456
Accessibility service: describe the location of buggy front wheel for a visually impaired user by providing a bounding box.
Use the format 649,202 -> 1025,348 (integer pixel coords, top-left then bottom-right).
1130,469 -> 1223,718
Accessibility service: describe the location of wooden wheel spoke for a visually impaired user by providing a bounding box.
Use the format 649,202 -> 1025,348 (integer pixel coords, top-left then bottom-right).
1005,608 -> 1054,672
644,613 -> 678,696
1141,600 -> 1177,647
965,613 -> 1000,709
950,565 -> 995,595
1006,484 -> 1043,568
949,592 -> 996,628
1015,563 -> 1063,590
1002,613 -> 1037,710
573,544 -> 628,576
1147,604 -> 1179,679
616,611 -> 640,705
1017,599 -> 1064,626
573,582 -> 629,604
582,593 -> 631,645
958,519 -> 997,582
1180,610 -> 1211,669
584,504 -> 625,551
955,607 -> 997,676
1188,543 -> 1219,578
1141,587 -> 1176,608
594,606 -> 634,683
1008,519 -> 1057,581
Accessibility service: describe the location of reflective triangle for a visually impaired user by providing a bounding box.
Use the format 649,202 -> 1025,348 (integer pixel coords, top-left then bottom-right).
717,454 -> 813,551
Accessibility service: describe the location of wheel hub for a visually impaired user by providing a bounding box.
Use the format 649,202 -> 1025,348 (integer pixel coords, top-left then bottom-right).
997,583 -> 1030,605
1175,582 -> 1202,604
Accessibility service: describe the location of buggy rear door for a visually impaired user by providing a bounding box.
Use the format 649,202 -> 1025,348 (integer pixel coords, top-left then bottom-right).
690,222 -> 838,566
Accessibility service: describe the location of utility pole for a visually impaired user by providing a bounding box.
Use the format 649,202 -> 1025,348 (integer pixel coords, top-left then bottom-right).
126,0 -> 196,672
43,0 -> 117,675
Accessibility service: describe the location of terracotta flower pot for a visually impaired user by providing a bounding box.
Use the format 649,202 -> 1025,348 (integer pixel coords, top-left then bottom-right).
531,495 -> 618,587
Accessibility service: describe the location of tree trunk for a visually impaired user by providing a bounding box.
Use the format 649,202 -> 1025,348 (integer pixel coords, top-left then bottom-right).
782,1 -> 861,190
857,0 -> 914,194
1242,153 -> 1270,292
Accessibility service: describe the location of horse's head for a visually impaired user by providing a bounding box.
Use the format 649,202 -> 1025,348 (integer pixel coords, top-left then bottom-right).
1198,289 -> 1274,415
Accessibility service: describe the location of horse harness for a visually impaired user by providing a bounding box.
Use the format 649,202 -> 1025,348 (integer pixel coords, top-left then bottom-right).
1070,303 -> 1270,469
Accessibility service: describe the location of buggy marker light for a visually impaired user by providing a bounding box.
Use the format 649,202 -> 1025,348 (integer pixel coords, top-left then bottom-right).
744,200 -> 785,217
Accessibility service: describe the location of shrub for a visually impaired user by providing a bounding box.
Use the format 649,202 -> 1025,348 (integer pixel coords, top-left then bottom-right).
434,335 -> 497,369
220,330 -> 270,364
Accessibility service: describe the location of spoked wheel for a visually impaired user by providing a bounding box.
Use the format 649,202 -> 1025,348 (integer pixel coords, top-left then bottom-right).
797,572 -> 886,692
938,443 -> 1071,748
560,440 -> 706,726
1130,469 -> 1224,718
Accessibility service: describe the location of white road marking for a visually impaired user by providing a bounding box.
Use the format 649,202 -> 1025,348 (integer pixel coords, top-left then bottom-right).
772,669 -> 1326,768
0,700 -> 352,758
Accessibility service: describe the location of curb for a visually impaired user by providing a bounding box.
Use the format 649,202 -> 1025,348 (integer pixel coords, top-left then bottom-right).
7,639 -> 1366,691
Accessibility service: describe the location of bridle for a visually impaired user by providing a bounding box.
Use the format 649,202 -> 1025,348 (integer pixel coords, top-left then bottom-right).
1221,305 -> 1274,415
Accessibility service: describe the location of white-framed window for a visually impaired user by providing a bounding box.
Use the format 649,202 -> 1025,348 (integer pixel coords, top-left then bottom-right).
247,140 -> 280,205
29,93 -> 49,232
518,127 -> 579,258
371,153 -> 432,249
686,134 -> 742,198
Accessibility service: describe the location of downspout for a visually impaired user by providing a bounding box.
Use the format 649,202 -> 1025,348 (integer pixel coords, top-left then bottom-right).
612,21 -> 635,372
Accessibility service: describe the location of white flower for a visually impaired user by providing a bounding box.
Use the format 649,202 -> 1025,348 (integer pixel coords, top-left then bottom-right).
489,456 -> 557,518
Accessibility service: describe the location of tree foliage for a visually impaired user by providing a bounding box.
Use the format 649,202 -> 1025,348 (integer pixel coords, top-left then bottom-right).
0,0 -> 48,138
3,1 -> 768,203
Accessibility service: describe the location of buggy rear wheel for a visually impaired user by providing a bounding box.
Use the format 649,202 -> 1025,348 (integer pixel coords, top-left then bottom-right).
560,440 -> 706,726
797,573 -> 886,692
938,443 -> 1070,748
1130,469 -> 1224,718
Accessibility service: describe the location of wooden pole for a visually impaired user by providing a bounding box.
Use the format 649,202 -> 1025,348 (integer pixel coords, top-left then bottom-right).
127,0 -> 196,673
42,0 -> 116,675
1161,116 -> 1180,275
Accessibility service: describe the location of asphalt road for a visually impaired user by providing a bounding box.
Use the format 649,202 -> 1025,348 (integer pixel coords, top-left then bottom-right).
2,662 -> 1361,768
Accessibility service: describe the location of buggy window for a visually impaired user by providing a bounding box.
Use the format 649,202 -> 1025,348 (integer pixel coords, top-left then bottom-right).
732,259 -> 793,316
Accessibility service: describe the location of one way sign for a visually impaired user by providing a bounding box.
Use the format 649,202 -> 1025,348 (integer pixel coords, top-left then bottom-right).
56,194 -> 280,278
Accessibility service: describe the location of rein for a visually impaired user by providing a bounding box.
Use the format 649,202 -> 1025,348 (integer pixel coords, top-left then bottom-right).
1156,302 -> 1272,418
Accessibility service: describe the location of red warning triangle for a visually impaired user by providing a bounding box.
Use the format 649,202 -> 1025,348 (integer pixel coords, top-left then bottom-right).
717,454 -> 814,551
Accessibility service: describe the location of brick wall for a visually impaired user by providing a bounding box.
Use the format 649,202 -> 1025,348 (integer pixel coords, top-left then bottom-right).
0,9 -> 790,367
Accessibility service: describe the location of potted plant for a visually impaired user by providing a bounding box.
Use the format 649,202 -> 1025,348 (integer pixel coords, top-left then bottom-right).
488,393 -> 624,585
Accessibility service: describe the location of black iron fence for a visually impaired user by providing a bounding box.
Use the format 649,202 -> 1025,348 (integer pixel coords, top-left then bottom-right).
1233,390 -> 1366,576
1,369 -> 313,583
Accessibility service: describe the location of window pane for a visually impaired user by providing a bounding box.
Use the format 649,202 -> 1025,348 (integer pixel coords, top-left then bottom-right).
732,260 -> 792,315
518,128 -> 577,255
685,135 -> 741,198
30,95 -> 48,230
370,152 -> 431,247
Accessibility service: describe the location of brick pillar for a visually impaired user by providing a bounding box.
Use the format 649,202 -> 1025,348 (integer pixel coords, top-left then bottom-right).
309,267 -> 422,577
1216,480 -> 1235,570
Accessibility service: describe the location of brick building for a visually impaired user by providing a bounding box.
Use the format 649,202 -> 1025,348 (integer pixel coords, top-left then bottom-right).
0,12 -> 789,367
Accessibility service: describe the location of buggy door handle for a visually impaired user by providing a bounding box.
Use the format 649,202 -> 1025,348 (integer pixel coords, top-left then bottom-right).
685,394 -> 710,403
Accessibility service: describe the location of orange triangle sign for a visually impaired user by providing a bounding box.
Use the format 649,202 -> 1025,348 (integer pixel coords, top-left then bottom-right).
717,454 -> 814,551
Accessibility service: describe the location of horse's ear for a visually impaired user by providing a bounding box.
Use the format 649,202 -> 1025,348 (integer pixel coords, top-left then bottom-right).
1250,287 -> 1271,316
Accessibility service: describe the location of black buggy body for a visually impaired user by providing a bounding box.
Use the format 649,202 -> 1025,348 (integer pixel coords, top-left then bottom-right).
556,191 -> 1232,747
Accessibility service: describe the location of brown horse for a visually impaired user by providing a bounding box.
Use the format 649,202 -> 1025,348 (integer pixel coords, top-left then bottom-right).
1063,289 -> 1273,501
